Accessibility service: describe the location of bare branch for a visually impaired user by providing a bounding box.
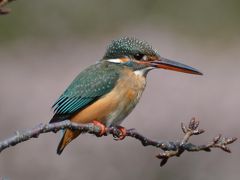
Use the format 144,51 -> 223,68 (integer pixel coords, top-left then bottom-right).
0,118 -> 237,166
156,118 -> 237,166
0,0 -> 16,15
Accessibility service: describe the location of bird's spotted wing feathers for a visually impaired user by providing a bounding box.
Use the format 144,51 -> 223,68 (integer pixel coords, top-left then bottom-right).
50,62 -> 120,123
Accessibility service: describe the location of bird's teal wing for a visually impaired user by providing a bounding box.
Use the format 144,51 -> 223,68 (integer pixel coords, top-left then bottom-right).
50,62 -> 120,123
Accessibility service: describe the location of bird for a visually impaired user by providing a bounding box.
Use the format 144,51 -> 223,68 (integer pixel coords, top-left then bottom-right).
50,37 -> 202,155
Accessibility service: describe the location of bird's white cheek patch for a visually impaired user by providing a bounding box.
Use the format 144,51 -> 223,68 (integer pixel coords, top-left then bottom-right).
106,58 -> 129,64
106,58 -> 122,63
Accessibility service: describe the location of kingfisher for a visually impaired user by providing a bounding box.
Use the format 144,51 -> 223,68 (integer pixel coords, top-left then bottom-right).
50,37 -> 202,155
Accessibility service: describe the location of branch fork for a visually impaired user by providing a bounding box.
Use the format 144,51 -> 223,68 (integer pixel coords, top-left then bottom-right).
156,118 -> 237,166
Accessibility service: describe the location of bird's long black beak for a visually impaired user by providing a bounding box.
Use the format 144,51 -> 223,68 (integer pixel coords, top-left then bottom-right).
150,57 -> 203,75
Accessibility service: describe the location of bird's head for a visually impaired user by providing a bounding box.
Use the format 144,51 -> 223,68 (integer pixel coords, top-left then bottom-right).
102,37 -> 202,76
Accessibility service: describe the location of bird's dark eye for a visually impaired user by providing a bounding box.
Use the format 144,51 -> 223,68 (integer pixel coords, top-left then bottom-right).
134,53 -> 144,60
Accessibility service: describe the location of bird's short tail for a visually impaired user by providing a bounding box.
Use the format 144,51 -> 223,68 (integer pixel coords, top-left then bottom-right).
57,129 -> 81,155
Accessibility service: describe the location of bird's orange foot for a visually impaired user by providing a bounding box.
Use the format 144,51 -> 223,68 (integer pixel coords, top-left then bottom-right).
92,120 -> 107,137
113,126 -> 127,140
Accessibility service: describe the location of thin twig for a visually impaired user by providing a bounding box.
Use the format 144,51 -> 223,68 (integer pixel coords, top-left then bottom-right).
0,118 -> 237,166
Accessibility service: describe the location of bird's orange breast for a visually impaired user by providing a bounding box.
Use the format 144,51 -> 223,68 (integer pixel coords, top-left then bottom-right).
70,68 -> 146,126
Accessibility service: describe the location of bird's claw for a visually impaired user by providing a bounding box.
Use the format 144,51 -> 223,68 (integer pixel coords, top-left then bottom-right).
113,126 -> 127,140
92,121 -> 107,137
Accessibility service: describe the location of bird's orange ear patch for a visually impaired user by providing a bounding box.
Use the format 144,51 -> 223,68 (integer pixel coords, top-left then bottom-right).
120,57 -> 130,62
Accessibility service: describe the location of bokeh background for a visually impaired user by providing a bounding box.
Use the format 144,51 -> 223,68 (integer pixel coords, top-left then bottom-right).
0,0 -> 240,179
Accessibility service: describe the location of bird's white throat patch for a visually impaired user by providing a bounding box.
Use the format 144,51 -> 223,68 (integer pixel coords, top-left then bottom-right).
134,67 -> 154,76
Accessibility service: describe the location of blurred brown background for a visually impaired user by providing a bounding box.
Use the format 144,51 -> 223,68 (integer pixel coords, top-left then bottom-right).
0,0 -> 240,179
